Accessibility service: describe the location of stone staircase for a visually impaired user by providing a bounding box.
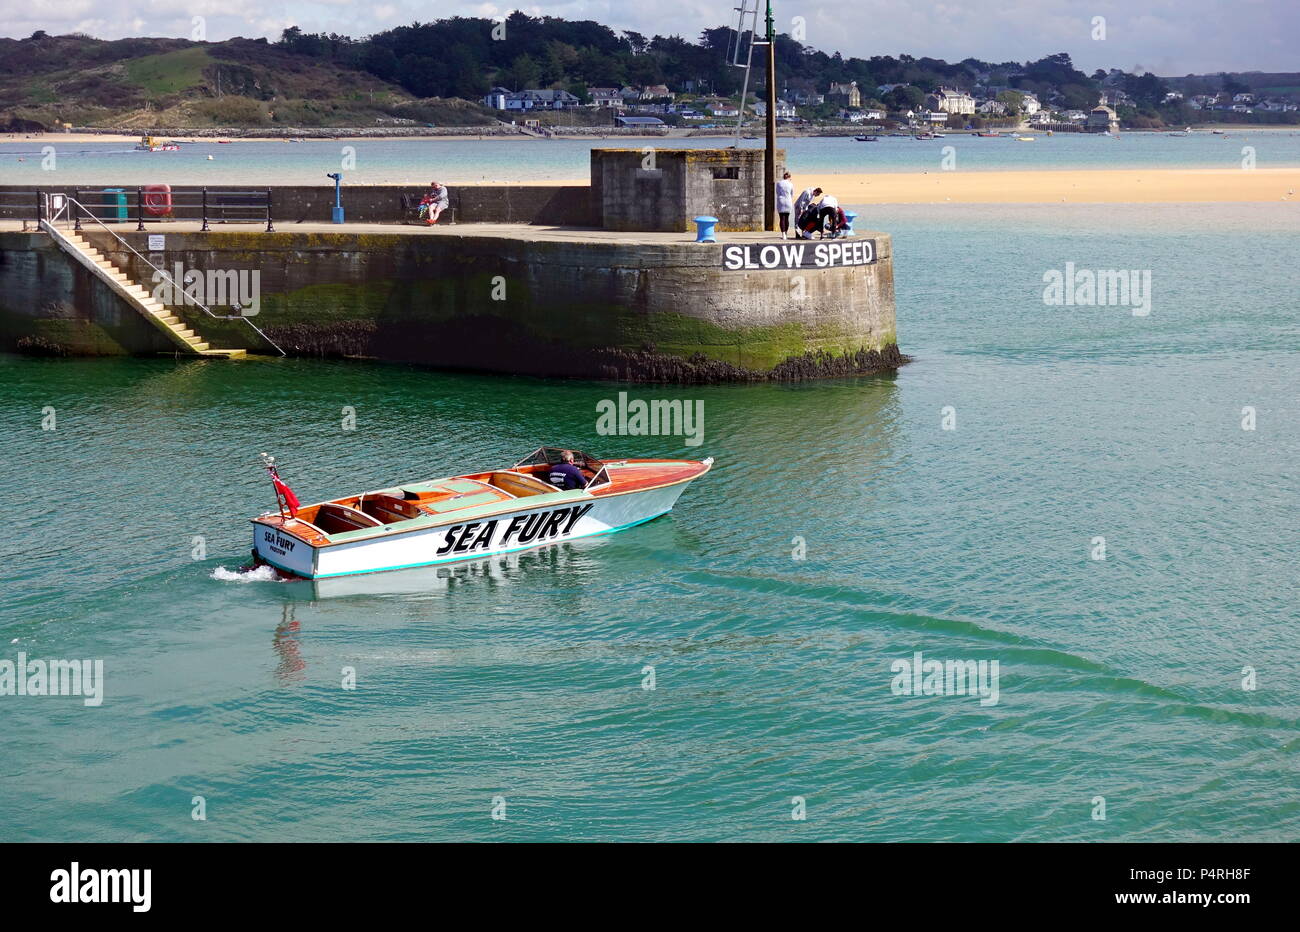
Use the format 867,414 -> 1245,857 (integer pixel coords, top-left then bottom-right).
40,223 -> 248,358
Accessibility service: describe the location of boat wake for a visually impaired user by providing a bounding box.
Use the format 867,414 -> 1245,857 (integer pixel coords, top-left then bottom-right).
210,564 -> 282,583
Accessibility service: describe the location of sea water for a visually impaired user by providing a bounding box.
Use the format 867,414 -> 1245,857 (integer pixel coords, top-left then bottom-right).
0,202 -> 1296,841
2,131 -> 1299,185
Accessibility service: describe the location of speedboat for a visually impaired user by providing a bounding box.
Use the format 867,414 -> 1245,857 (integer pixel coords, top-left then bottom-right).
854,135 -> 878,142
249,447 -> 713,579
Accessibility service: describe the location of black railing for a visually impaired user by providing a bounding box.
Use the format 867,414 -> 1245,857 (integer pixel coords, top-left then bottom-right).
2,187 -> 274,232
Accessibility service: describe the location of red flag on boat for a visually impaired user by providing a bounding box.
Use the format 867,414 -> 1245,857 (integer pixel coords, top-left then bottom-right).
273,477 -> 300,517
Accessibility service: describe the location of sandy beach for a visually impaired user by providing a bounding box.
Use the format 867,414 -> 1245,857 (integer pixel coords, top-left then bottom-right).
795,168 -> 1300,205
436,168 -> 1300,204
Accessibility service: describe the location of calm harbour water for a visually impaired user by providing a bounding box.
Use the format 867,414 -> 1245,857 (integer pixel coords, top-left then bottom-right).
3,130 -> 1300,185
1,201 -> 1297,841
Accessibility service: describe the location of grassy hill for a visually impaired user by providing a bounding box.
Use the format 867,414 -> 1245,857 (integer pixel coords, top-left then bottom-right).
0,34 -> 500,129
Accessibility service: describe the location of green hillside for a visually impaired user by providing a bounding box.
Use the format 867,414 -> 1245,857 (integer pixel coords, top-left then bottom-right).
0,34 -> 500,129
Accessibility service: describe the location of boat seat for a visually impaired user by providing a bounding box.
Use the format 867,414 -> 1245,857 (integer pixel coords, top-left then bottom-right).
421,490 -> 502,512
399,478 -> 483,496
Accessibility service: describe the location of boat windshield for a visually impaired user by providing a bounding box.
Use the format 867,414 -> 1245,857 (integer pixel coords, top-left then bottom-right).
514,447 -> 604,471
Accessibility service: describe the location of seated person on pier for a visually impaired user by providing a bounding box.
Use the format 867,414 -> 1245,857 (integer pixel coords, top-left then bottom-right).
424,182 -> 450,225
548,450 -> 589,490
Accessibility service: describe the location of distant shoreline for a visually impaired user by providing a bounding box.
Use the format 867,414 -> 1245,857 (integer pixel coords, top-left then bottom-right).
5,124 -> 1298,146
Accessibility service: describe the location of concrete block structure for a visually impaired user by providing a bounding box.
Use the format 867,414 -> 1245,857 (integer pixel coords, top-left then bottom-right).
590,148 -> 784,233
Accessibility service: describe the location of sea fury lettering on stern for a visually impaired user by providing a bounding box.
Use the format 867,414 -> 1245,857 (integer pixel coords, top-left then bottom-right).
722,240 -> 876,271
436,504 -> 595,555
1042,263 -> 1152,316
889,651 -> 1000,706
0,653 -> 104,707
262,529 -> 297,555
50,862 -> 151,912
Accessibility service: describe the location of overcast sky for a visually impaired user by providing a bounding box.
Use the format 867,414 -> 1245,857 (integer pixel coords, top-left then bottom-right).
2,1 -> 1295,76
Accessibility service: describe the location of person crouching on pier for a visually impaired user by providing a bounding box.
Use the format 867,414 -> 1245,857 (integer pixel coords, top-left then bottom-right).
816,191 -> 843,238
776,171 -> 795,239
793,184 -> 817,239
424,181 -> 450,225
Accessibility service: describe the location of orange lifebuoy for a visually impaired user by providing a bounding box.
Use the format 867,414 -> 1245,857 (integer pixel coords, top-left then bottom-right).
143,183 -> 172,216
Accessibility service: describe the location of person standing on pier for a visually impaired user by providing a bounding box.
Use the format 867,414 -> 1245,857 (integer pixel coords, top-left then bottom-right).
776,172 -> 795,239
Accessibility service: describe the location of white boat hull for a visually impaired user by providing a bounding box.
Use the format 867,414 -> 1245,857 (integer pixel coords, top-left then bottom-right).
253,481 -> 687,579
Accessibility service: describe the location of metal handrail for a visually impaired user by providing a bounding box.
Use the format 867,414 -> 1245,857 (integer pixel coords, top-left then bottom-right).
44,195 -> 285,356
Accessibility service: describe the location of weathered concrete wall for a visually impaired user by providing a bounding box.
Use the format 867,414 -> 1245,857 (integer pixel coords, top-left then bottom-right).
0,231 -> 179,356
0,229 -> 899,381
591,148 -> 785,232
0,184 -> 596,227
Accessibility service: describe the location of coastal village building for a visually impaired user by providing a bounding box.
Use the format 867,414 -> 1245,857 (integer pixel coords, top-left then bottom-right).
1020,93 -> 1041,115
588,87 -> 623,108
753,100 -> 797,119
614,115 -> 666,128
925,87 -> 976,115
828,81 -> 862,108
482,88 -> 581,111
1087,105 -> 1120,132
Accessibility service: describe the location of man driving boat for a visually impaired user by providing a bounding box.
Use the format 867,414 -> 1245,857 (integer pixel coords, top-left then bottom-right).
548,450 -> 588,490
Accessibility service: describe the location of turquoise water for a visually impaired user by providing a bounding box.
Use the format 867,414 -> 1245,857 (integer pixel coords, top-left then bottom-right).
3,131 -> 1300,185
2,202 -> 1297,841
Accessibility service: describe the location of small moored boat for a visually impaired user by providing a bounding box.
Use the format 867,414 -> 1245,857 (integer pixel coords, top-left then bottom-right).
250,448 -> 712,578
133,135 -> 179,151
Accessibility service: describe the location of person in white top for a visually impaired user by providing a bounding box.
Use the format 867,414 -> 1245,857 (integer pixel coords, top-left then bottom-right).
775,171 -> 795,239
816,192 -> 841,237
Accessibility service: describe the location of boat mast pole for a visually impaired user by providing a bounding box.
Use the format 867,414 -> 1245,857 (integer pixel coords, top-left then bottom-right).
763,0 -> 777,232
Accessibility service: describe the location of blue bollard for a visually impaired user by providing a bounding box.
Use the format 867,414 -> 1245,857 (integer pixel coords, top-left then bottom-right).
694,216 -> 719,243
842,210 -> 857,236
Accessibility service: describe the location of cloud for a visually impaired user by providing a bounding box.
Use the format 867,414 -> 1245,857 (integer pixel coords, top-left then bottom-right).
0,0 -> 1294,75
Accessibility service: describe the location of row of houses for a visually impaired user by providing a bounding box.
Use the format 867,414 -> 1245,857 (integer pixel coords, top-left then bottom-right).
1182,92 -> 1298,113
481,84 -> 674,112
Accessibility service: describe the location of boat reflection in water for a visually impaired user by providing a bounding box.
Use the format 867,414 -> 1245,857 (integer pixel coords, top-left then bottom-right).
297,532 -> 615,600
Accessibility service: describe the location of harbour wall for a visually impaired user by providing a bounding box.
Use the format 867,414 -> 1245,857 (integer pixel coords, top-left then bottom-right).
0,228 -> 899,381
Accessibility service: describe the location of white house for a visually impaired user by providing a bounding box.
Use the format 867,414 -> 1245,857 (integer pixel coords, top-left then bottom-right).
926,87 -> 975,115
753,100 -> 797,119
588,87 -> 622,108
486,89 -> 582,112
